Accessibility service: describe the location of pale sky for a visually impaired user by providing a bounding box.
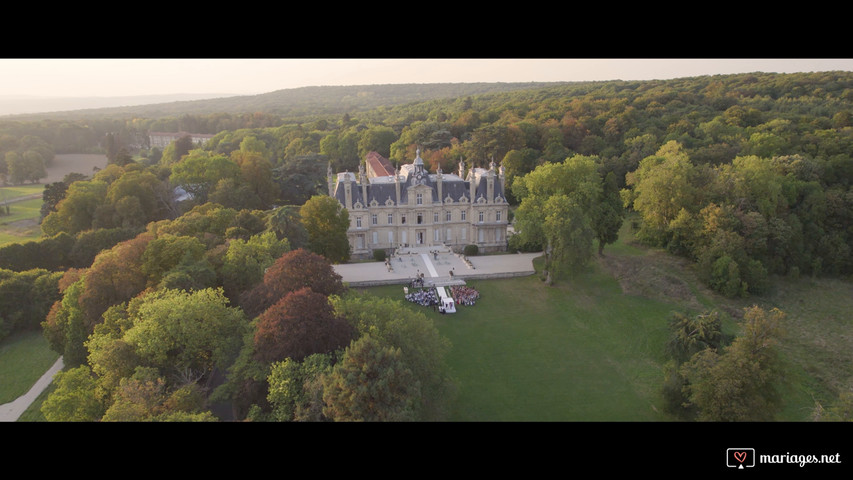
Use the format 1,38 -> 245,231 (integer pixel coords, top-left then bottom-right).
1,58 -> 852,98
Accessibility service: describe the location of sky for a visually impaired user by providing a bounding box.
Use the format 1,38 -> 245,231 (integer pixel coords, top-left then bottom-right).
1,58 -> 852,99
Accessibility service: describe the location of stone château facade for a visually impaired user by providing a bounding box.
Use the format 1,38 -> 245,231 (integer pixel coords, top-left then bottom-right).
329,150 -> 509,258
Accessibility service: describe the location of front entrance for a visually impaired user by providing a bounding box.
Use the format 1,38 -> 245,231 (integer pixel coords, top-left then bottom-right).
416,229 -> 425,245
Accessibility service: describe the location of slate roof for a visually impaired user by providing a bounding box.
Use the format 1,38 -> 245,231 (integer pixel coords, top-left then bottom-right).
332,152 -> 504,207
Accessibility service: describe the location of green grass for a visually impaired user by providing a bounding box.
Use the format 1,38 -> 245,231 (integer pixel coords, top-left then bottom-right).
0,197 -> 43,245
358,218 -> 853,421
0,184 -> 44,201
0,330 -> 59,404
361,258 -> 677,421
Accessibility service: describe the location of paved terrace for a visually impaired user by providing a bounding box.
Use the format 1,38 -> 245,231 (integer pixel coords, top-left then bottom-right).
333,246 -> 543,287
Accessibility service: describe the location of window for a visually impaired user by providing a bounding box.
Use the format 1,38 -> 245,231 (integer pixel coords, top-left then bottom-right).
446,228 -> 451,241
478,211 -> 484,223
446,211 -> 451,222
434,229 -> 440,241
496,210 -> 502,222
461,211 -> 466,221
461,228 -> 466,240
372,231 -> 378,244
496,229 -> 501,242
357,234 -> 364,249
434,212 -> 439,223
478,229 -> 484,242
372,214 -> 378,225
356,216 -> 362,228
388,231 -> 394,244
416,193 -> 423,205
388,213 -> 393,224
417,213 -> 423,225
402,215 -> 406,224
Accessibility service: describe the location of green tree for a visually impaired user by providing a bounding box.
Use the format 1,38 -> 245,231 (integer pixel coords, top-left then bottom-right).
105,169 -> 170,228
331,293 -> 454,421
665,310 -> 723,365
322,335 -> 420,422
623,141 -> 698,246
232,149 -> 279,207
266,205 -> 309,248
266,353 -> 334,422
542,194 -> 595,281
101,368 -> 216,422
40,365 -> 104,422
169,150 -> 240,203
220,231 -> 290,299
123,288 -> 248,389
139,234 -> 207,288
512,155 -> 602,282
357,125 -> 397,159
41,180 -> 108,236
681,306 -> 786,421
299,195 -> 350,263
593,171 -> 625,255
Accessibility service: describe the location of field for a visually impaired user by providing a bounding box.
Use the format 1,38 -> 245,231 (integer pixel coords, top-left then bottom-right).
0,154 -> 107,246
358,222 -> 853,421
42,154 -> 107,183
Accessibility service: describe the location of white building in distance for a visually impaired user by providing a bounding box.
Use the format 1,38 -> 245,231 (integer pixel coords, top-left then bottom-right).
148,131 -> 215,149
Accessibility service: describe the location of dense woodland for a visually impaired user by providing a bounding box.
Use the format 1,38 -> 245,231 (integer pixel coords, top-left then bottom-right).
1,71 -> 852,421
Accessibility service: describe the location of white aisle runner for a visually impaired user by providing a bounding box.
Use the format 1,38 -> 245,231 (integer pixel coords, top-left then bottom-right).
421,253 -> 455,313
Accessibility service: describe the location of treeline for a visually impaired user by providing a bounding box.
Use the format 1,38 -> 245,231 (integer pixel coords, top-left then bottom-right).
8,83 -> 555,123
5,72 -> 853,294
38,197 -> 452,421
6,71 -> 853,298
623,140 -> 853,296
0,134 -> 54,185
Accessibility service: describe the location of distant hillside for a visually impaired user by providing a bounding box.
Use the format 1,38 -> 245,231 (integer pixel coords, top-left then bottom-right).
4,83 -> 565,121
0,94 -> 237,117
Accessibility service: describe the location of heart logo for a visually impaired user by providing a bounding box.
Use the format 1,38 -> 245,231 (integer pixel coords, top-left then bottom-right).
734,451 -> 747,463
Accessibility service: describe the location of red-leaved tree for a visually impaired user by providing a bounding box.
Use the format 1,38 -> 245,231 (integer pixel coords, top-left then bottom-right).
240,248 -> 344,318
253,287 -> 355,364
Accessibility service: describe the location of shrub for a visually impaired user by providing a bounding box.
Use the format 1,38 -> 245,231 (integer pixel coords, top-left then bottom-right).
373,249 -> 386,262
463,244 -> 479,256
508,233 -> 541,252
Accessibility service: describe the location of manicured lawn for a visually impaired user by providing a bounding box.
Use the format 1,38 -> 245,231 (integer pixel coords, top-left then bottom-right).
360,226 -> 853,421
0,330 -> 59,404
361,258 -> 676,421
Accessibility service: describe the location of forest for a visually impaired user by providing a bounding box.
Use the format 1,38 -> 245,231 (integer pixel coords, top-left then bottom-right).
1,71 -> 852,421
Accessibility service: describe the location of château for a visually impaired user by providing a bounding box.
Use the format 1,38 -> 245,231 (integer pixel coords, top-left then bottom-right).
329,150 -> 509,258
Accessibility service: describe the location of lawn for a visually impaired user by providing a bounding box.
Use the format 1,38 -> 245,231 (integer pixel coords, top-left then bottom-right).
0,197 -> 43,245
361,256 -> 677,421
0,330 -> 59,404
358,220 -> 853,421
0,184 -> 44,201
